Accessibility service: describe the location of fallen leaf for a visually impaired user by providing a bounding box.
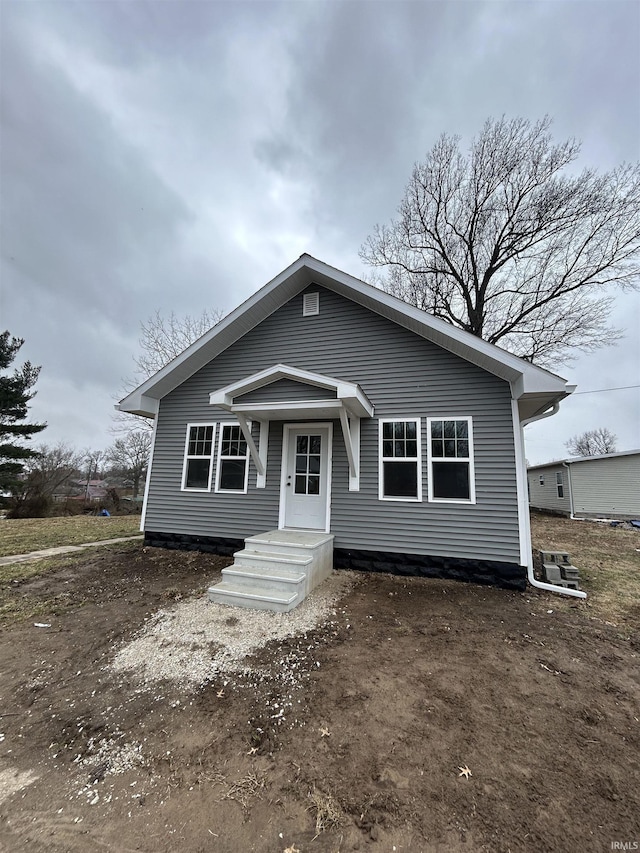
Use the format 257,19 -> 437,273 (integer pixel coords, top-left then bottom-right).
458,765 -> 472,779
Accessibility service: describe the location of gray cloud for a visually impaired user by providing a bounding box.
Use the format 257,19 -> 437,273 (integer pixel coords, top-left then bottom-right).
1,0 -> 638,460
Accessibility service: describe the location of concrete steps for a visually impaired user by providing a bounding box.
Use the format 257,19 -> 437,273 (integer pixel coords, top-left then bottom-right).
208,529 -> 334,612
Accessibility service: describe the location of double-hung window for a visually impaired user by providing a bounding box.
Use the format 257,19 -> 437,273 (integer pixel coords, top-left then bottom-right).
182,424 -> 216,490
556,472 -> 564,498
379,419 -> 422,501
428,418 -> 475,503
215,423 -> 249,493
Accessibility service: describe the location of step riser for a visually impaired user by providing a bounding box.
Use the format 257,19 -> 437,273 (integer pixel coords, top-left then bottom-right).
221,568 -> 305,596
235,551 -> 312,569
244,541 -> 320,559
208,589 -> 299,613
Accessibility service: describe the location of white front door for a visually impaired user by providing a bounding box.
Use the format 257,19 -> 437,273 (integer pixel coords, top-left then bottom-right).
281,425 -> 332,531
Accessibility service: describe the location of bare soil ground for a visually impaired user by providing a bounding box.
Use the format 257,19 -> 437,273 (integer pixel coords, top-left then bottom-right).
0,519 -> 639,852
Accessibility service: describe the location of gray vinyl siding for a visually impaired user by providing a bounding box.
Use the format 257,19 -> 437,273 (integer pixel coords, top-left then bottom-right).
144,285 -> 521,563
236,378 -> 336,404
527,465 -> 569,514
571,455 -> 640,518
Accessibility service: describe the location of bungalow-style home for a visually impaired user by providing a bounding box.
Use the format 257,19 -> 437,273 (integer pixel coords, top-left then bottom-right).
528,450 -> 640,519
118,255 -> 575,610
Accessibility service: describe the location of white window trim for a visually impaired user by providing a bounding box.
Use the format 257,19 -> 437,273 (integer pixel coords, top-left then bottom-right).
181,422 -> 217,492
556,471 -> 564,499
215,421 -> 250,494
427,416 -> 476,504
378,417 -> 422,502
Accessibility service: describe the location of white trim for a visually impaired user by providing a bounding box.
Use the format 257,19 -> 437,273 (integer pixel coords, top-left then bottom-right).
556,471 -> 564,499
378,417 -> 422,502
257,420 -> 269,489
181,422 -> 217,492
426,416 -> 476,504
278,422 -> 333,532
209,364 -> 374,419
511,400 -> 531,568
139,418 -> 158,532
215,421 -> 250,494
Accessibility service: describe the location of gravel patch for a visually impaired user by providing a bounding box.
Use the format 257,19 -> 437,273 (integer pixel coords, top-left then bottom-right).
110,571 -> 356,688
0,767 -> 38,805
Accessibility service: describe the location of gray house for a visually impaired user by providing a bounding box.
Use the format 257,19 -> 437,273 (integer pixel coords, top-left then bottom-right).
528,451 -> 640,519
118,255 -> 573,606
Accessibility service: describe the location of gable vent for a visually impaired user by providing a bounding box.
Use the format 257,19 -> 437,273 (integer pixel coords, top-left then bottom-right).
303,292 -> 320,316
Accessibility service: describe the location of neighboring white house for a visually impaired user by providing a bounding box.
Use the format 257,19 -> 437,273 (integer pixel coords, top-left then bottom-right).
528,451 -> 640,519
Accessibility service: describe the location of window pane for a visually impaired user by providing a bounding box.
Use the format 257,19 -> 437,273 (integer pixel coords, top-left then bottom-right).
456,421 -> 468,439
296,436 -> 308,453
457,440 -> 469,458
406,440 -> 417,458
295,475 -> 306,494
383,422 -> 393,440
383,461 -> 418,498
308,455 -> 321,474
432,461 -> 470,500
406,421 -> 417,440
185,458 -> 210,489
432,439 -> 444,458
238,438 -> 247,455
431,421 -> 443,439
219,459 -> 246,491
188,439 -> 197,455
309,435 -> 321,454
444,440 -> 456,457
444,421 -> 456,439
308,476 -> 320,495
295,455 -> 307,473
394,422 -> 405,439
383,440 -> 393,458
394,440 -> 405,457
221,441 -> 231,456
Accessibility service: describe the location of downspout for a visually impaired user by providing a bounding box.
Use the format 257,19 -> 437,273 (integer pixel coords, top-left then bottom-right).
518,402 -> 587,599
562,462 -> 575,518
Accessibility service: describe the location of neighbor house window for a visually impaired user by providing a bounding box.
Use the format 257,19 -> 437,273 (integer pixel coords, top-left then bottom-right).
427,418 -> 475,503
556,471 -> 564,498
215,423 -> 249,493
379,419 -> 422,501
182,423 -> 216,490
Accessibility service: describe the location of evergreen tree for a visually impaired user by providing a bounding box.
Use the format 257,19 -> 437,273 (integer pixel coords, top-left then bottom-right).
0,331 -> 46,493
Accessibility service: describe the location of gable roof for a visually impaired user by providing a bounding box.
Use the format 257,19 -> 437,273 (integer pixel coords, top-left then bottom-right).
528,449 -> 640,470
117,254 -> 573,420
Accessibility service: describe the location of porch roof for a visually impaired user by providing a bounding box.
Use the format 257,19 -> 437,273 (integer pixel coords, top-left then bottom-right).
208,364 -> 375,421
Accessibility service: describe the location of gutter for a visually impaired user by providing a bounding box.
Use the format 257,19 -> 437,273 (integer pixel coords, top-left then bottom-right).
562,462 -> 575,518
520,401 -> 587,599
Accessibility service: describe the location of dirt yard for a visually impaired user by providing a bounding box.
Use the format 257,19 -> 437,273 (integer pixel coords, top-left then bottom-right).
0,522 -> 639,852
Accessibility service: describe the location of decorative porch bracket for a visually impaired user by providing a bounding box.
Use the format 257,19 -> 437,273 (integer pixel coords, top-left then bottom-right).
339,407 -> 360,491
235,413 -> 266,487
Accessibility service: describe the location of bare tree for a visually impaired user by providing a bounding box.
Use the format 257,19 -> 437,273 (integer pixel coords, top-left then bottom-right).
9,442 -> 81,516
115,309 -> 223,434
105,430 -> 152,498
360,116 -> 640,365
134,309 -> 223,379
565,428 -> 617,457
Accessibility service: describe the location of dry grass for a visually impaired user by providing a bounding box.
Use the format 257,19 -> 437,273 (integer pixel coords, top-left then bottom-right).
308,787 -> 344,835
530,511 -> 640,628
0,515 -> 141,557
0,543 -> 136,625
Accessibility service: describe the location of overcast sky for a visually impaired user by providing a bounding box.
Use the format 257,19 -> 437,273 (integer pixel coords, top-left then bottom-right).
1,0 -> 639,465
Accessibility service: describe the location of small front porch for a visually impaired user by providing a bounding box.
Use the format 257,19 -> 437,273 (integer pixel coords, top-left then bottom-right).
207,529 -> 334,612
